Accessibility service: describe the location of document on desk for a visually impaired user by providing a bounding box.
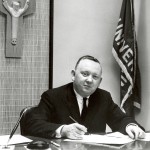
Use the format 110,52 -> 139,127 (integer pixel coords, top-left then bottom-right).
0,134 -> 32,146
64,132 -> 134,145
65,132 -> 150,145
139,132 -> 150,141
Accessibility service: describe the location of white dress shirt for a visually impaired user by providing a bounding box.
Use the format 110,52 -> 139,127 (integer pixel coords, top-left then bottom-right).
74,90 -> 89,115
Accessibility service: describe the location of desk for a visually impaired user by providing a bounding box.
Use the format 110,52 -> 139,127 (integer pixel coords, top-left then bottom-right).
12,136 -> 150,150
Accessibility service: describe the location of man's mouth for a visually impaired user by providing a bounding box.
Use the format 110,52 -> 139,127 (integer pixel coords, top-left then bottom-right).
84,85 -> 91,88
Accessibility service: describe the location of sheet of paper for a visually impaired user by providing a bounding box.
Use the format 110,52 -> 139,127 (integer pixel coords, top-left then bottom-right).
138,132 -> 150,141
65,132 -> 150,145
0,135 -> 32,146
64,132 -> 134,145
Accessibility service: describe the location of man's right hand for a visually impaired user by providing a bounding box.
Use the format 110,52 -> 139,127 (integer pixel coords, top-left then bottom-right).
61,123 -> 87,139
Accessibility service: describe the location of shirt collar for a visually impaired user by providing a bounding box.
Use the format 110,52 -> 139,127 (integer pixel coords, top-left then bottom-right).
73,89 -> 90,100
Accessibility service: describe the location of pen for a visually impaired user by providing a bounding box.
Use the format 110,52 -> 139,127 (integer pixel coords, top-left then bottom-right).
50,141 -> 60,147
69,116 -> 78,123
5,107 -> 30,147
6,118 -> 20,146
69,116 -> 90,135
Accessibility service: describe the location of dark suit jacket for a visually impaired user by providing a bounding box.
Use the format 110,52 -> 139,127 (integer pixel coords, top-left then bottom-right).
23,82 -> 139,139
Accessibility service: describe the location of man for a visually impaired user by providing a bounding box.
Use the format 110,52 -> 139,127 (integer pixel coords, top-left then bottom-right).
23,55 -> 145,139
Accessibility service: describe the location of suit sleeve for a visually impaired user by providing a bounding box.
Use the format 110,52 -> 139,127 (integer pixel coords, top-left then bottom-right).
22,91 -> 63,139
106,92 -> 144,134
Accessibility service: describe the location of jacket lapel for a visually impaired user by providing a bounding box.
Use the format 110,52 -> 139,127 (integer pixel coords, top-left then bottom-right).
64,83 -> 81,122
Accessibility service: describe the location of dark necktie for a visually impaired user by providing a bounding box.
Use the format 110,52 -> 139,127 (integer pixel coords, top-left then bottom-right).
81,97 -> 88,121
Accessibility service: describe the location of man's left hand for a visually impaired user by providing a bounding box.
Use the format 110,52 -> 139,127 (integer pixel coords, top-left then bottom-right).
126,124 -> 145,139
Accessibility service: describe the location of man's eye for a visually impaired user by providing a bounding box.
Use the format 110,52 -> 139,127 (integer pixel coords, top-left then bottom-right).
93,75 -> 99,80
82,72 -> 88,77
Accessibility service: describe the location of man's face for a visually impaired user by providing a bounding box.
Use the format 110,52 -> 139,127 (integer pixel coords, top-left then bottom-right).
72,59 -> 102,97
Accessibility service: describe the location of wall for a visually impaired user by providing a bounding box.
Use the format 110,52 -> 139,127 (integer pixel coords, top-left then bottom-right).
0,0 -> 50,134
53,0 -> 150,131
134,0 -> 150,131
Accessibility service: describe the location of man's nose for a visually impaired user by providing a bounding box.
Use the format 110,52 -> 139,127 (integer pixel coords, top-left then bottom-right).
86,76 -> 93,82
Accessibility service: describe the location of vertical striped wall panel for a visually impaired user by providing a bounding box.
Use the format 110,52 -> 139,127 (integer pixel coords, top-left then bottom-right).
0,0 -> 50,135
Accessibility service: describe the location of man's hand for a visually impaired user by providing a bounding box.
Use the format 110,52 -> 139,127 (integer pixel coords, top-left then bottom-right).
126,124 -> 145,139
61,123 -> 87,139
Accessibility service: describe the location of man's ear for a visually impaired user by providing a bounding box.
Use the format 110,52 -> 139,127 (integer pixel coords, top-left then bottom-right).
98,77 -> 103,87
71,70 -> 75,81
100,77 -> 102,83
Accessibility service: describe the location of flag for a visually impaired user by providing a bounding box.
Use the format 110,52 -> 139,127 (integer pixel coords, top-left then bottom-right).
112,0 -> 141,116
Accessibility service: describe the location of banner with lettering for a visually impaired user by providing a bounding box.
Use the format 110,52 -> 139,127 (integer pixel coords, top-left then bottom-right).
112,0 -> 141,116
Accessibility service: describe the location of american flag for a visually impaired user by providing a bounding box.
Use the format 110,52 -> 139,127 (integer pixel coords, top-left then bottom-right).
112,0 -> 141,116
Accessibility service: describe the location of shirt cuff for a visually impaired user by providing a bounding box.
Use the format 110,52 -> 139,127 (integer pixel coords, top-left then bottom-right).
126,123 -> 138,128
